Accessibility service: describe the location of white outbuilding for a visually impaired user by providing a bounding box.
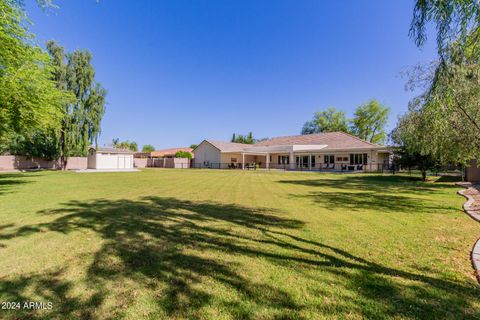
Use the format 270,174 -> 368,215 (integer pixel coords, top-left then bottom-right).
87,147 -> 135,170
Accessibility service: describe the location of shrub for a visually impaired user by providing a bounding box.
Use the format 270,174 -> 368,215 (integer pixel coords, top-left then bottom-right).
175,151 -> 192,159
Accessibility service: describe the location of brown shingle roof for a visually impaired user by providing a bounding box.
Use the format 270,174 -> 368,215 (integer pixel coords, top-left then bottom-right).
254,132 -> 381,150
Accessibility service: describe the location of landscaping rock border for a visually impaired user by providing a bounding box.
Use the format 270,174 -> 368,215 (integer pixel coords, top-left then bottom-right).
456,182 -> 480,283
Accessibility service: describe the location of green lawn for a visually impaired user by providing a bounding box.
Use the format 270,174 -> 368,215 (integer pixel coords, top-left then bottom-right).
0,169 -> 479,319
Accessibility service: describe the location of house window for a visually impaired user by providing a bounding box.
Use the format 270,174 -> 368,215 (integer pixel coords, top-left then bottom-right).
350,153 -> 368,165
278,155 -> 289,164
324,155 -> 334,164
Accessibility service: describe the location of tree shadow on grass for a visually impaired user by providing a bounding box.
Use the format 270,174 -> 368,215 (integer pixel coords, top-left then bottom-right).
289,190 -> 460,214
278,174 -> 458,195
0,172 -> 40,195
0,197 -> 478,319
435,175 -> 463,183
0,197 -> 305,319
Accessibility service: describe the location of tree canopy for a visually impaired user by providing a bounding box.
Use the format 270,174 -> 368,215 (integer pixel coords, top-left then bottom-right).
231,132 -> 255,144
350,99 -> 389,144
142,144 -> 155,153
46,41 -> 107,166
0,1 -> 106,164
301,107 -> 348,135
399,0 -> 480,165
113,139 -> 138,152
174,150 -> 192,159
0,0 -> 71,144
390,110 -> 439,181
410,0 -> 480,58
301,104 -> 389,144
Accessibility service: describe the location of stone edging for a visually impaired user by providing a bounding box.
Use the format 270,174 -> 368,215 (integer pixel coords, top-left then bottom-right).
456,182 -> 480,283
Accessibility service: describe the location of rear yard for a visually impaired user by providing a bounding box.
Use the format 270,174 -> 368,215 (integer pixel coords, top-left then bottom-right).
0,169 -> 479,319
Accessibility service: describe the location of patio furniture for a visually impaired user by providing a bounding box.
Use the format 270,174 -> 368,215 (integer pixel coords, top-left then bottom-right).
245,163 -> 256,170
347,165 -> 355,171
357,165 -> 363,170
341,164 -> 347,171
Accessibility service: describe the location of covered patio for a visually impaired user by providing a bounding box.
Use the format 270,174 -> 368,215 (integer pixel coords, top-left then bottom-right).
221,151 -> 269,169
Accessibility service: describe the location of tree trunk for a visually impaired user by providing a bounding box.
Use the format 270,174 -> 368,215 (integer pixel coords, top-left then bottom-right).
60,129 -> 67,170
421,170 -> 427,181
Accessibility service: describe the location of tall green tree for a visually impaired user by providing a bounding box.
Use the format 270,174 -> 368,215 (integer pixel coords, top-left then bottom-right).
391,110 -> 439,181
301,107 -> 348,134
350,99 -> 389,144
46,41 -> 106,167
0,0 -> 70,143
401,0 -> 480,165
301,120 -> 319,135
113,140 -> 138,152
231,132 -> 255,144
402,53 -> 480,165
142,144 -> 155,153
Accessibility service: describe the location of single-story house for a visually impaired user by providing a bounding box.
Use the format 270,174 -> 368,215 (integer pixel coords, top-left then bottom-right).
192,132 -> 391,171
134,147 -> 193,159
88,147 -> 135,169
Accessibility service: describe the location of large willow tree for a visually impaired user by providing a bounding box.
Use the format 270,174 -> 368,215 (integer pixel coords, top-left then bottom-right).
396,0 -> 480,165
46,41 -> 107,167
410,0 -> 480,59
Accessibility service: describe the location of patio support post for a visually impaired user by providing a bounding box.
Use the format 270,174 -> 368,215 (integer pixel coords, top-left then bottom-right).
308,153 -> 312,170
370,151 -> 373,172
289,152 -> 295,170
242,153 -> 245,170
266,153 -> 270,170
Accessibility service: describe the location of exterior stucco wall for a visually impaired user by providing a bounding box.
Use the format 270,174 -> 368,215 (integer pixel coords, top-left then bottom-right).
220,153 -> 262,164
0,156 -> 87,171
193,142 -> 221,166
134,158 -> 148,168
269,151 -> 386,170
165,158 -> 190,168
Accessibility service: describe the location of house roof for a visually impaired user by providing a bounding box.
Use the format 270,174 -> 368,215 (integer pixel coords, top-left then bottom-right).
254,132 -> 382,150
146,147 -> 193,158
91,147 -> 135,154
197,132 -> 386,153
205,140 -> 253,153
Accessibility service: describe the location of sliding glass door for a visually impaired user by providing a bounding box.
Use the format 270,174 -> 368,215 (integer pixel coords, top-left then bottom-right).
295,155 -> 316,169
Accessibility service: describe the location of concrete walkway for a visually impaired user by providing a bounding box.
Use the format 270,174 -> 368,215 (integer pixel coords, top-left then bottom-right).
457,182 -> 480,283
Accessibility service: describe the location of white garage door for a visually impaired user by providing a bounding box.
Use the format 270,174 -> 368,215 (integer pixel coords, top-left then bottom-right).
124,156 -> 132,168
118,156 -> 125,169
97,154 -> 119,169
95,154 -> 133,169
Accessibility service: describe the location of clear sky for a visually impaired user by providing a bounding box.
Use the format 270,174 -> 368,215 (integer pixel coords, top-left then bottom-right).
26,0 -> 437,149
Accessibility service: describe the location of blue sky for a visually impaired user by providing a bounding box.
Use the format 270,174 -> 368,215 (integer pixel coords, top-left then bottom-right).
26,0 -> 437,149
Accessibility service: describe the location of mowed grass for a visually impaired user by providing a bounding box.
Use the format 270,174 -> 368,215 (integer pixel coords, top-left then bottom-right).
0,169 -> 479,319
